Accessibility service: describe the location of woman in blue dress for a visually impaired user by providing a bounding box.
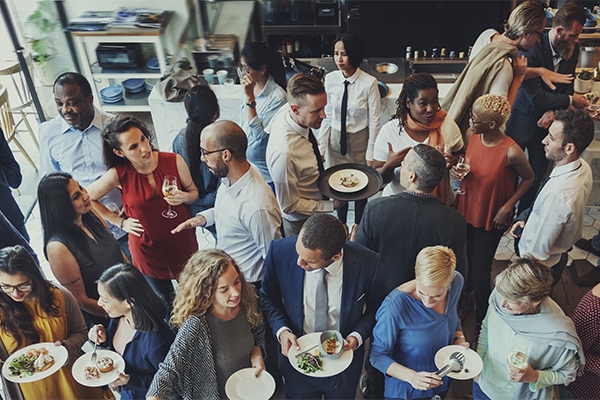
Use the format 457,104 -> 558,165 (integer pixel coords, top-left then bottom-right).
88,263 -> 174,400
371,246 -> 467,399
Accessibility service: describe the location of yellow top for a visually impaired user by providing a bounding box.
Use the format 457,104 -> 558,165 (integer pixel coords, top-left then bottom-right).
0,287 -> 103,399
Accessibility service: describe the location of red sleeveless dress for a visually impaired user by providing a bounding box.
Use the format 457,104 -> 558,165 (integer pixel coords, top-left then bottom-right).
116,152 -> 197,279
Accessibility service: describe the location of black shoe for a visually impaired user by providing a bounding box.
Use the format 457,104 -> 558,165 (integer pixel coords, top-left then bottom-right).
359,373 -> 369,396
575,239 -> 600,257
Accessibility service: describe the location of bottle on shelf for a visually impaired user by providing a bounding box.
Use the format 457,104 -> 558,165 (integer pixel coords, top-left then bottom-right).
286,37 -> 294,57
441,48 -> 446,58
406,46 -> 412,60
432,48 -> 438,58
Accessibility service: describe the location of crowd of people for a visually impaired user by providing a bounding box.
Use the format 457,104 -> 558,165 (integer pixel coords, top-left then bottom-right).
0,1 -> 599,399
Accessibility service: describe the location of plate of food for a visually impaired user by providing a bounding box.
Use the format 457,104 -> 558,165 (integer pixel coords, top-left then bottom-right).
225,368 -> 276,400
71,349 -> 125,387
2,342 -> 68,383
287,332 -> 353,377
434,345 -> 483,380
328,169 -> 368,193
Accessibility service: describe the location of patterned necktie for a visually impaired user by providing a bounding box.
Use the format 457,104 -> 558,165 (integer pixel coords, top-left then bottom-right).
340,80 -> 350,156
314,268 -> 328,332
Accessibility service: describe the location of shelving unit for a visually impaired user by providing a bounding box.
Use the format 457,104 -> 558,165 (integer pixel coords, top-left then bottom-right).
70,13 -> 174,113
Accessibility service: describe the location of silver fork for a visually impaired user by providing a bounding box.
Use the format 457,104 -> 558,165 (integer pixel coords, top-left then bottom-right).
435,351 -> 466,377
90,327 -> 99,364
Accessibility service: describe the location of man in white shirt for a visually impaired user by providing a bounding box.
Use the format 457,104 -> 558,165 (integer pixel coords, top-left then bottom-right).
172,120 -> 281,287
511,109 -> 594,287
266,74 -> 344,237
261,214 -> 386,399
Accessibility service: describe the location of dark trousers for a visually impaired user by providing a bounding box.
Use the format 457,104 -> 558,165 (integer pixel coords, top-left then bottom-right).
337,198 -> 367,225
143,275 -> 175,318
516,140 -> 549,216
363,348 -> 385,399
465,224 -> 504,324
550,252 -> 568,288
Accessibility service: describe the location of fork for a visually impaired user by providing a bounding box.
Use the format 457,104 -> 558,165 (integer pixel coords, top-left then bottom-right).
90,327 -> 99,364
294,344 -> 319,358
435,351 -> 466,377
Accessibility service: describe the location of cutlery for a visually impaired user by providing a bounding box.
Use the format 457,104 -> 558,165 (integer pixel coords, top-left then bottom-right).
435,351 -> 465,377
294,344 -> 319,358
90,327 -> 98,364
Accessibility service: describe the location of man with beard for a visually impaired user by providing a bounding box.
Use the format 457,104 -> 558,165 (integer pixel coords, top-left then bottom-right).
172,120 -> 281,289
511,109 -> 594,288
39,72 -> 129,256
506,2 -> 588,216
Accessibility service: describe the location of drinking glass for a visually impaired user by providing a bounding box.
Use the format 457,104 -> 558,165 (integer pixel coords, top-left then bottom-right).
436,144 -> 452,167
452,156 -> 470,195
505,342 -> 529,390
162,175 -> 178,219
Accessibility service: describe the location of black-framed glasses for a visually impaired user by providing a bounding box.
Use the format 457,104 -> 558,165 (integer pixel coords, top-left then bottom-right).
200,147 -> 227,157
530,30 -> 545,39
0,282 -> 32,294
469,112 -> 489,125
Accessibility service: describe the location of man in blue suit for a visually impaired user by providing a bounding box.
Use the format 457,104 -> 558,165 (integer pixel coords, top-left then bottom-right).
505,2 -> 587,215
261,213 -> 386,399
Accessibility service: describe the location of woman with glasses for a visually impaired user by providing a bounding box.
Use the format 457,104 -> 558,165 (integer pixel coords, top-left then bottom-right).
172,85 -> 220,235
38,172 -> 124,328
239,41 -> 287,189
88,263 -> 175,399
87,116 -> 198,312
147,249 -> 265,400
452,94 -> 533,338
0,245 -> 103,399
373,72 -> 464,205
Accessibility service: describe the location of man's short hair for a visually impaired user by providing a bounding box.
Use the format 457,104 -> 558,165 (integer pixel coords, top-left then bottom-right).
300,214 -> 345,260
409,144 -> 446,192
53,72 -> 92,97
286,74 -> 325,106
553,2 -> 586,29
553,109 -> 594,155
207,120 -> 248,162
504,1 -> 546,40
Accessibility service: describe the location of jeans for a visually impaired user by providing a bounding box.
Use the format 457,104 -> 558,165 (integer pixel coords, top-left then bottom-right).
465,224 -> 504,324
143,275 -> 175,318
550,252 -> 568,288
472,382 -> 491,400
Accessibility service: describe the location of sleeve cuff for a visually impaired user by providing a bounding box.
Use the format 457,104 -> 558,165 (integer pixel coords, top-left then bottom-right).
348,332 -> 363,348
276,326 -> 291,343
569,95 -> 572,106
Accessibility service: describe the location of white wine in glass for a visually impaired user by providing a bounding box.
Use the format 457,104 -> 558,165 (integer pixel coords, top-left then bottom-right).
162,175 -> 178,219
452,156 -> 471,195
505,342 -> 529,390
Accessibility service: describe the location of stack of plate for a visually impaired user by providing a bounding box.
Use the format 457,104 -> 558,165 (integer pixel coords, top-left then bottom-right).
145,78 -> 158,93
147,58 -> 169,70
122,78 -> 146,94
100,85 -> 124,104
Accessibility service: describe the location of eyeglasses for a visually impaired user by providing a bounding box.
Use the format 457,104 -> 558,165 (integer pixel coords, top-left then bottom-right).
1,282 -> 32,294
530,30 -> 545,39
469,113 -> 489,125
200,147 -> 227,157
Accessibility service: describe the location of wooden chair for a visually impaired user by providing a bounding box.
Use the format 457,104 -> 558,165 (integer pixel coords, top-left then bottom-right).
0,85 -> 38,170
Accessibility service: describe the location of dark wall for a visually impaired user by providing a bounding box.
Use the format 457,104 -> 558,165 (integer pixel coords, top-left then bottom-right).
359,0 -> 510,57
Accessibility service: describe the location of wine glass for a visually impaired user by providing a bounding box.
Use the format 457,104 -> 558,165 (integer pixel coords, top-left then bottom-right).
452,156 -> 470,195
436,144 -> 453,167
505,342 -> 529,390
162,175 -> 178,219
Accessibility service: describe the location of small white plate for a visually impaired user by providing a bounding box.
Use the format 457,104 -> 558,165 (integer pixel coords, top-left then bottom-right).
287,332 -> 353,377
328,169 -> 368,193
225,368 -> 275,400
3,342 -> 68,383
434,345 -> 483,380
71,349 -> 125,387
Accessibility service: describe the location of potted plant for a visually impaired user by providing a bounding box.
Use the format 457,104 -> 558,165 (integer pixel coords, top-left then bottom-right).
23,0 -> 62,84
575,70 -> 594,93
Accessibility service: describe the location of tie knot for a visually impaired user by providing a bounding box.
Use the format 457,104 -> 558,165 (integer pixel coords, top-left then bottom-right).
320,268 -> 328,278
344,80 -> 350,87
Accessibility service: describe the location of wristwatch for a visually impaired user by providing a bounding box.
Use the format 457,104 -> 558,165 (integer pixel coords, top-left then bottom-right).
246,100 -> 256,108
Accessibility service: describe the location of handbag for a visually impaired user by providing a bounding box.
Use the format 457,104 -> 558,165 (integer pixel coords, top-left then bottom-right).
156,59 -> 208,102
281,54 -> 325,82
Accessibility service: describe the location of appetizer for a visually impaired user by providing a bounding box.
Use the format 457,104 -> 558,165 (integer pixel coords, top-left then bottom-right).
339,174 -> 360,188
8,347 -> 55,377
322,334 -> 340,355
84,366 -> 100,380
297,350 -> 324,374
96,356 -> 114,373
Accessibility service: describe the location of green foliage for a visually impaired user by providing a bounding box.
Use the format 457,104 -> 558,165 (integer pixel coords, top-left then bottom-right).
578,70 -> 593,80
24,0 -> 59,66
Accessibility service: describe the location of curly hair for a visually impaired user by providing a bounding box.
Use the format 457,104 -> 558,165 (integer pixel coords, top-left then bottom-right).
473,94 -> 512,125
495,257 -> 553,305
392,72 -> 438,127
170,249 -> 262,328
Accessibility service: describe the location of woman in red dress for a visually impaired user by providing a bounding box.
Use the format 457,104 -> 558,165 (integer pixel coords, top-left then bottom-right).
88,116 -> 198,312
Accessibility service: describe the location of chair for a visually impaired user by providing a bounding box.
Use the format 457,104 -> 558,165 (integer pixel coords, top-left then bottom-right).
0,85 -> 38,170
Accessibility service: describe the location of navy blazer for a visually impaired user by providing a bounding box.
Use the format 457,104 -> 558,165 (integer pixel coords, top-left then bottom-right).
0,129 -> 25,238
506,32 -> 579,144
260,237 -> 387,344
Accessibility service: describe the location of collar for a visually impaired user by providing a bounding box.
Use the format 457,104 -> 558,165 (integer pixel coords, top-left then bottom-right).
285,105 -> 310,139
257,75 -> 277,99
343,68 -> 361,84
548,37 -> 561,61
404,189 -> 435,198
221,165 -> 253,196
60,106 -> 102,134
309,251 -> 344,277
550,158 -> 582,178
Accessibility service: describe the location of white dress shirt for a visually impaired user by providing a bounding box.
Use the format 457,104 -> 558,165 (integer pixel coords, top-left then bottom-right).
266,105 -> 334,222
373,118 -> 463,198
320,68 -> 381,160
276,253 -> 363,347
519,158 -> 592,266
200,165 -> 282,282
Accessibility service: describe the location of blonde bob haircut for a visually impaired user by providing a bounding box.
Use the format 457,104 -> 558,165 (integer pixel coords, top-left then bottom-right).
170,249 -> 262,328
473,94 -> 512,125
415,246 -> 456,288
495,257 -> 553,305
504,1 -> 546,40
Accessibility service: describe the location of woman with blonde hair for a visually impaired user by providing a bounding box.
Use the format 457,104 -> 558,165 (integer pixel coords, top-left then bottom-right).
370,246 -> 466,399
474,258 -> 583,399
147,249 -> 265,400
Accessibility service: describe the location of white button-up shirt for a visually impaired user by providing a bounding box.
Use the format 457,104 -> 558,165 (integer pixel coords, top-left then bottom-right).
266,105 -> 334,222
519,158 -> 592,266
200,164 -> 282,283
